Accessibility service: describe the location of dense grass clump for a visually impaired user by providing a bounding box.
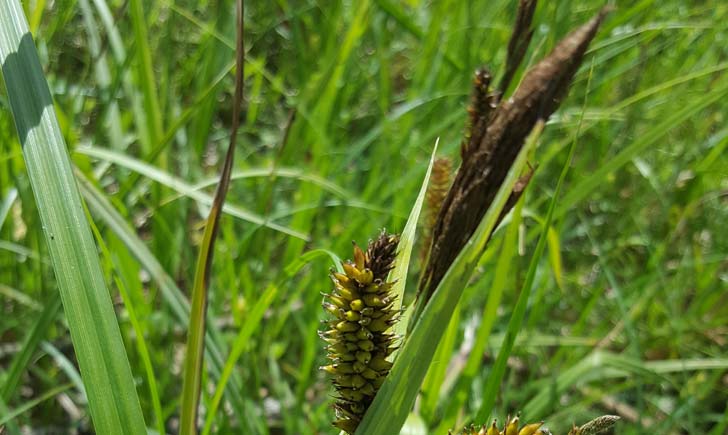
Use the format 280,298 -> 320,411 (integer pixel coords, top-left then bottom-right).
1,1 -> 727,434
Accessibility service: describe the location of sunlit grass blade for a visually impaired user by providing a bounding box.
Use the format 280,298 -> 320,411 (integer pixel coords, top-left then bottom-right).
0,2 -> 146,434
391,138 -> 438,341
87,212 -> 166,435
355,121 -> 541,435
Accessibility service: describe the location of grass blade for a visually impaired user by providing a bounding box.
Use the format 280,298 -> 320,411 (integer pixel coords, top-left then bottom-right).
0,3 -> 146,433
128,0 -> 163,149
87,212 -> 166,435
0,384 -> 74,427
200,249 -> 340,434
1,293 -> 61,402
76,170 -> 262,431
473,125 -> 561,422
391,138 -> 439,341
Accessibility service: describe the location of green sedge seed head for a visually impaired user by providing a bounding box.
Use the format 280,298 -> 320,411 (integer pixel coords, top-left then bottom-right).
455,413 -> 615,435
320,232 -> 400,434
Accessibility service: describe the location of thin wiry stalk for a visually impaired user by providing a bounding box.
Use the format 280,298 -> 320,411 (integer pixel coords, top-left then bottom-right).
179,0 -> 244,433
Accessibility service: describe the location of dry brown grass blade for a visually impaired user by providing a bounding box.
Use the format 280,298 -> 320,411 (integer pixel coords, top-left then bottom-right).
417,7 -> 609,307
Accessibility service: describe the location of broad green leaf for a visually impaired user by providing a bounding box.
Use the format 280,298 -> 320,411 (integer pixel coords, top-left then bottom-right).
0,3 -> 146,433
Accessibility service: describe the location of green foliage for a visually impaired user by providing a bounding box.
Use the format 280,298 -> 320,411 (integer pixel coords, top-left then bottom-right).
0,1 -> 146,433
1,1 -> 727,434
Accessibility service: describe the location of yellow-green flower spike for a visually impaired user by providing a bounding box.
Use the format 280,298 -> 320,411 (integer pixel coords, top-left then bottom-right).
320,231 -> 400,434
567,415 -> 620,435
454,414 -> 618,435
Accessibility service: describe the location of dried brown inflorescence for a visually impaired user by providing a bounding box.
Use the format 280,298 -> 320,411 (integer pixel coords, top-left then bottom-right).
462,69 -> 498,161
498,0 -> 538,94
418,4 -> 609,306
320,232 -> 400,433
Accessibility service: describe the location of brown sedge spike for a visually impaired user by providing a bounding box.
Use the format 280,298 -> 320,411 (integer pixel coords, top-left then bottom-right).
419,6 -> 609,311
320,231 -> 400,434
461,67 -> 498,161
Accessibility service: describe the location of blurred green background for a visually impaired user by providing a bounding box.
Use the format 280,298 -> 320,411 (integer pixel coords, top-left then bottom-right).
1,0 -> 727,433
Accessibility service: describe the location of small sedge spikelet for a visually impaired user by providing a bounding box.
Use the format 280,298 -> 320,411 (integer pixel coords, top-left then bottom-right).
461,67 -> 498,160
452,416 -> 546,435
320,231 -> 400,434
567,415 -> 620,435
421,157 -> 452,265
453,414 -> 619,435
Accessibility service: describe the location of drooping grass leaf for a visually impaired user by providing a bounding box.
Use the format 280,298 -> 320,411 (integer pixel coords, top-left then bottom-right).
76,146 -> 308,240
